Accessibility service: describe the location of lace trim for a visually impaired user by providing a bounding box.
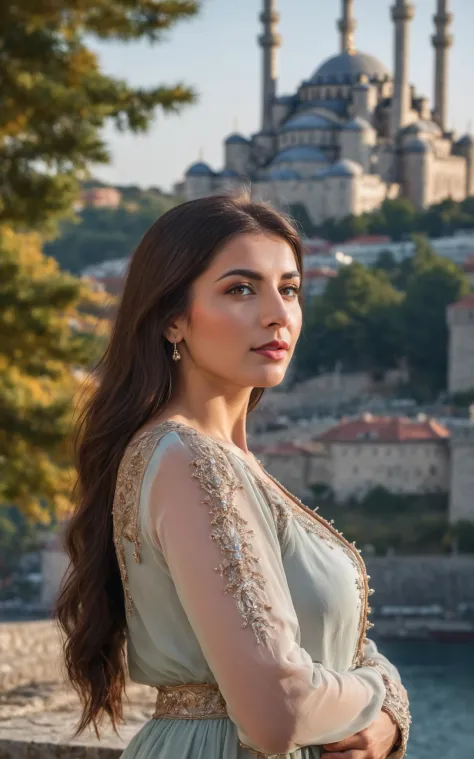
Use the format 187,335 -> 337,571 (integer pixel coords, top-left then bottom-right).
112,429 -> 166,616
361,660 -> 411,759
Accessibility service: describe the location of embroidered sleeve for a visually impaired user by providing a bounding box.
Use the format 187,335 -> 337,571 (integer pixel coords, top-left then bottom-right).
361,641 -> 411,759
146,427 -> 388,757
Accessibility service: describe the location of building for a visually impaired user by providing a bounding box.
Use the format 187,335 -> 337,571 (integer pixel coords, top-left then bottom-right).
252,440 -> 331,501
79,187 -> 122,209
317,414 -> 450,502
181,0 -> 473,225
303,231 -> 474,271
447,293 -> 474,395
449,425 -> 474,522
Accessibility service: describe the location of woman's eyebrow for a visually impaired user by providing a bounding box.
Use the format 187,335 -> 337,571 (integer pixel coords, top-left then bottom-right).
215,268 -> 300,282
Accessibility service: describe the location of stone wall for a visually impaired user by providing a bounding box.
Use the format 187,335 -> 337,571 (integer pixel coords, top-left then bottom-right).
0,621 -> 63,691
366,555 -> 474,608
0,622 -> 155,759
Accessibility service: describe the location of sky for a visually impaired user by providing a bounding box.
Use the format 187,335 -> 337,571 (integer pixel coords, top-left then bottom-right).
91,0 -> 474,192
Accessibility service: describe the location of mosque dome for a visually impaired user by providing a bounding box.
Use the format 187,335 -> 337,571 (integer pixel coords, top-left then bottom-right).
280,113 -> 339,131
308,52 -> 390,85
186,162 -> 214,177
323,159 -> 364,178
271,145 -> 327,164
403,138 -> 432,154
344,117 -> 372,132
225,133 -> 249,145
457,134 -> 474,147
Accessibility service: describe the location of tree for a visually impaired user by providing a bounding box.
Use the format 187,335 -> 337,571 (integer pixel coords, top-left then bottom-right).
402,236 -> 470,396
0,226 -> 110,520
367,198 -> 417,241
296,263 -> 403,378
0,1 -> 200,232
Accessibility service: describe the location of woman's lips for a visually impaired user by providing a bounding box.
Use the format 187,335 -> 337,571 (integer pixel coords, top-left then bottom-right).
252,348 -> 287,360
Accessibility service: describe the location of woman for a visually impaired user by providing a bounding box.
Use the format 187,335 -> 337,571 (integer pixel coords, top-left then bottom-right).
57,194 -> 410,759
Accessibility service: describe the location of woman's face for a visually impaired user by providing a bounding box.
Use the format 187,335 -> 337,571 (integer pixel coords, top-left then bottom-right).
175,232 -> 303,391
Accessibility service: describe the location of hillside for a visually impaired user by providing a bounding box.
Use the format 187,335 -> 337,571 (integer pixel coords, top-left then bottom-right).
44,181 -> 179,274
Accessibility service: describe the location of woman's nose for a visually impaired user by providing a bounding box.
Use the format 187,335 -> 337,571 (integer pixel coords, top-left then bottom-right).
260,292 -> 291,327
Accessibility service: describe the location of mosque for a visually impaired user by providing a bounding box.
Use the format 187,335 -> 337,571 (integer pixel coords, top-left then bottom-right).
180,0 -> 474,226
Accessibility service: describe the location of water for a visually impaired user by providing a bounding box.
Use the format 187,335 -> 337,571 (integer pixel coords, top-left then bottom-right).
377,641 -> 474,758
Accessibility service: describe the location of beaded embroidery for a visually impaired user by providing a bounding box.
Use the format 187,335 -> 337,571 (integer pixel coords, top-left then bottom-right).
360,659 -> 411,759
183,428 -> 274,645
112,429 -> 165,616
153,683 -> 227,720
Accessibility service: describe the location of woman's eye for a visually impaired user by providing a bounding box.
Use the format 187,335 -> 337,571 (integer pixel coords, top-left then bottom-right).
227,283 -> 300,297
282,285 -> 300,297
228,284 -> 254,296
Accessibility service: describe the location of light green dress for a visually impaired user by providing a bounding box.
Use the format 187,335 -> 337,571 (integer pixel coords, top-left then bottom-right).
112,421 -> 410,759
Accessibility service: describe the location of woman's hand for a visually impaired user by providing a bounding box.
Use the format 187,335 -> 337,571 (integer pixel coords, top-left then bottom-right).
321,710 -> 400,759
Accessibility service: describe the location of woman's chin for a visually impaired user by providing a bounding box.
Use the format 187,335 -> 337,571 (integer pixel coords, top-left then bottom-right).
251,365 -> 289,388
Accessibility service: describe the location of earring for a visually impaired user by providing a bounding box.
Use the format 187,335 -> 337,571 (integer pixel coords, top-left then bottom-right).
172,337 -> 181,362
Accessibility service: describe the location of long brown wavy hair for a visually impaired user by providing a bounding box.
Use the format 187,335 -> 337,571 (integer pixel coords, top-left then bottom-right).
56,193 -> 304,736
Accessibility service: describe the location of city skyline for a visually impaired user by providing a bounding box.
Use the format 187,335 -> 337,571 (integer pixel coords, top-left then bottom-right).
92,0 -> 474,192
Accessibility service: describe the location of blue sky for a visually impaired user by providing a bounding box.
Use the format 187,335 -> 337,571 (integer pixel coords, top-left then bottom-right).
91,0 -> 474,192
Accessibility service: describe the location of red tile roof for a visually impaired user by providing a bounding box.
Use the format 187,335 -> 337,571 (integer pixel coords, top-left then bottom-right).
304,268 -> 337,280
450,293 -> 474,310
318,416 -> 450,443
252,441 -> 325,455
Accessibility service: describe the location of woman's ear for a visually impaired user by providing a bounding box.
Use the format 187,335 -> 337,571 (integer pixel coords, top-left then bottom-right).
163,320 -> 179,343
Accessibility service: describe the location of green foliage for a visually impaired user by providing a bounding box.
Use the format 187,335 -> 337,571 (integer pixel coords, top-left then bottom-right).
0,225 -> 110,520
309,196 -> 474,243
296,262 -> 403,377
45,186 -> 178,273
0,1 -> 200,232
296,236 -> 471,398
368,197 -> 417,241
401,236 -> 470,395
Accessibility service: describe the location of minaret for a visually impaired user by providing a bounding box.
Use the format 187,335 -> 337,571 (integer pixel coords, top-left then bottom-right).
338,0 -> 357,55
258,0 -> 281,133
390,0 -> 415,139
432,0 -> 453,133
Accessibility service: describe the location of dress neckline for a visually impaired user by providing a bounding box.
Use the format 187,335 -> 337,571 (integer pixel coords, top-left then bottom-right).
141,419 -> 319,522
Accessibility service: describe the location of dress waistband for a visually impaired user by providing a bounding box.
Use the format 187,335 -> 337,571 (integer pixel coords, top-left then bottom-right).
153,683 -> 228,720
